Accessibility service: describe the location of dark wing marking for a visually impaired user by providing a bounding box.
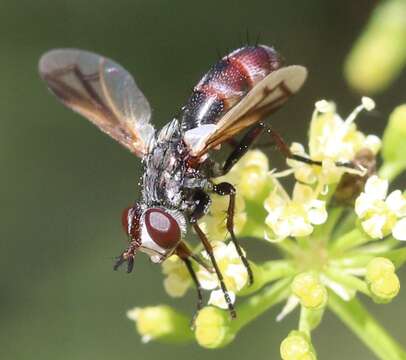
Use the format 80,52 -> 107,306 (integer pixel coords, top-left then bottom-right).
184,66 -> 307,157
39,49 -> 154,157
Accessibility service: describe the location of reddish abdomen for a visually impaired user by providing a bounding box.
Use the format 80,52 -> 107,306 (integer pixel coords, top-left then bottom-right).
181,45 -> 282,132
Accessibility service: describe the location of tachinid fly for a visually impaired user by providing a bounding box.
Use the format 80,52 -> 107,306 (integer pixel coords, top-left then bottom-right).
39,45 -> 314,318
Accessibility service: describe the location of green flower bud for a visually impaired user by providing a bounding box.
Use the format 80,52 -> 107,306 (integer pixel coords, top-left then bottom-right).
127,305 -> 193,344
366,257 -> 400,303
292,273 -> 328,310
345,0 -> 406,94
280,331 -> 317,360
370,273 -> 400,303
194,307 -> 235,348
366,257 -> 395,283
381,105 -> 406,180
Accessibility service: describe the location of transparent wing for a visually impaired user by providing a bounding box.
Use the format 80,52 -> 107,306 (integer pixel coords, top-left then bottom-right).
188,65 -> 307,157
39,49 -> 155,157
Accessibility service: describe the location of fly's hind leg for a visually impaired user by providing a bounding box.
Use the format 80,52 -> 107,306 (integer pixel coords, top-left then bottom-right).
220,122 -> 356,176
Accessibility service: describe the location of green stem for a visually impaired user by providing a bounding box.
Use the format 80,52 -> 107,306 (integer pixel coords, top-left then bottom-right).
332,210 -> 356,239
329,253 -> 375,268
298,306 -> 324,335
234,277 -> 292,333
325,268 -> 370,296
379,161 -> 405,182
328,292 -> 406,360
314,206 -> 344,242
352,237 -> 399,255
194,278 -> 293,348
331,228 -> 372,253
383,246 -> 406,269
240,260 -> 297,296
243,222 -> 301,257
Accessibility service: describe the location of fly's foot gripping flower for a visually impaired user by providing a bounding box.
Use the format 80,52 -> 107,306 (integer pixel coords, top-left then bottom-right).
197,241 -> 249,309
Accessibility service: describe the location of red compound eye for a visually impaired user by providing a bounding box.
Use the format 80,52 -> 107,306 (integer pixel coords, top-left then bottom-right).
144,208 -> 181,249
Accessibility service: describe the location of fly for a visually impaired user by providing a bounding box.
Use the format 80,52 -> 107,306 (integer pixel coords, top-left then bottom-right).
39,45 -> 325,318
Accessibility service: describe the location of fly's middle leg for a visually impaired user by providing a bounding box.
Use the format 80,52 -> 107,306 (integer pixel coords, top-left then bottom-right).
211,182 -> 254,285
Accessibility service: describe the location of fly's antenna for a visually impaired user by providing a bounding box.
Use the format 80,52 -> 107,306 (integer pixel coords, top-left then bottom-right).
246,28 -> 251,46
255,32 -> 261,47
215,47 -> 222,61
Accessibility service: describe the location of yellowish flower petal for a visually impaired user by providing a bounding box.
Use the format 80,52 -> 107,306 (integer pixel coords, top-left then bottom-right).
364,175 -> 388,200
208,289 -> 236,309
361,214 -> 387,238
393,218 -> 406,241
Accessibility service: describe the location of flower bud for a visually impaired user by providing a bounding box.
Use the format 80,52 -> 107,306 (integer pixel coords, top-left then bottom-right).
381,105 -> 406,179
238,150 -> 270,200
345,0 -> 406,94
194,307 -> 235,348
366,257 -> 395,283
370,273 -> 400,303
366,257 -> 400,303
280,331 -> 317,360
127,305 -> 193,344
291,273 -> 328,309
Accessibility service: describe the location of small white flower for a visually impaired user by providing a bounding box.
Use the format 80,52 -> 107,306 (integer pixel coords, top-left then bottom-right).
264,182 -> 328,241
161,255 -> 191,297
355,175 -> 406,240
199,192 -> 247,241
197,241 -> 248,309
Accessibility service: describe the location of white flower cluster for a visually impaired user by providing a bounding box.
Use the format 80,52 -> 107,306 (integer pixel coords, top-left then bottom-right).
264,182 -> 327,241
160,98 -> 406,312
355,175 -> 406,240
287,97 -> 380,187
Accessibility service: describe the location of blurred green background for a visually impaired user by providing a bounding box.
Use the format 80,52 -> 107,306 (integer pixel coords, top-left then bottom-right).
1,0 -> 405,359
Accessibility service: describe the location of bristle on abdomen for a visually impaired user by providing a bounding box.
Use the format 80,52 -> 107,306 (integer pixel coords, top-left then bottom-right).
181,45 -> 282,132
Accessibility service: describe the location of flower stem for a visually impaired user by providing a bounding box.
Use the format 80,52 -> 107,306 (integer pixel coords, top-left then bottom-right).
384,246 -> 406,269
240,260 -> 296,296
331,228 -> 372,253
325,268 -> 370,296
194,278 -> 292,348
313,206 -> 344,243
234,277 -> 292,333
298,306 -> 324,335
379,161 -> 405,182
328,292 -> 406,360
352,237 -> 399,255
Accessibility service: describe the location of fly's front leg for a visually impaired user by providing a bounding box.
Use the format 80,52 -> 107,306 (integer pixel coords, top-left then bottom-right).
175,242 -> 203,325
192,222 -> 237,319
211,182 -> 254,285
188,189 -> 236,319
